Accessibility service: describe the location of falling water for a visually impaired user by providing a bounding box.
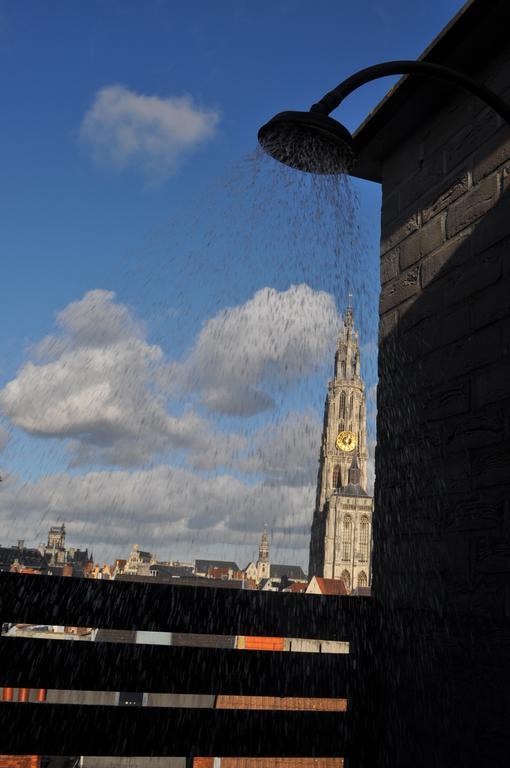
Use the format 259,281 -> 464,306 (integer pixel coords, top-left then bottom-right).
112,144 -> 379,571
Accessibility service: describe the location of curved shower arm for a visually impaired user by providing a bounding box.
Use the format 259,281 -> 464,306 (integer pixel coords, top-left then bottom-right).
310,60 -> 510,127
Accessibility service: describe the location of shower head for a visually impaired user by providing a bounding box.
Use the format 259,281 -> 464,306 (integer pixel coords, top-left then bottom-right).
258,61 -> 510,176
257,109 -> 355,175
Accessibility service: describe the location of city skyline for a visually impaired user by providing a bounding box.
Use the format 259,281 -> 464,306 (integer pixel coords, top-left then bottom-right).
0,0 -> 466,566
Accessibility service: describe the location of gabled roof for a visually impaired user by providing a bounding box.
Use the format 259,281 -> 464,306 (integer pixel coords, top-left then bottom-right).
312,577 -> 348,596
151,564 -> 193,578
270,564 -> 307,580
194,559 -> 239,573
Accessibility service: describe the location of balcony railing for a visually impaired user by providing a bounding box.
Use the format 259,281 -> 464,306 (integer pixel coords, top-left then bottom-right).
0,572 -> 377,763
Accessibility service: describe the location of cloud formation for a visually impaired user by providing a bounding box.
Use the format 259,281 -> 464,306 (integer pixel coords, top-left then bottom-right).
0,466 -> 314,564
80,85 -> 220,180
0,290 -> 207,467
171,284 -> 339,416
0,287 -> 333,472
0,425 -> 9,453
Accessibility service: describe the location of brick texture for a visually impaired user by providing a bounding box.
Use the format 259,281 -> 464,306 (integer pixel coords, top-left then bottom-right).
215,696 -> 347,712
375,30 -> 510,768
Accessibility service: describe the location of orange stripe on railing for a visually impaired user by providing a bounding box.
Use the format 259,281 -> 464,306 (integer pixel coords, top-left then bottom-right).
242,636 -> 284,651
193,760 -> 344,768
215,696 -> 347,712
1,689 -> 14,703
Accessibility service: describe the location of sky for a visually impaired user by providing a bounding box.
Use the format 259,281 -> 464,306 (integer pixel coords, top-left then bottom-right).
0,0 -> 467,568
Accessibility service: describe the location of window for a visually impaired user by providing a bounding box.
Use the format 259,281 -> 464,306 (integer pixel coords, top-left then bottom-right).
339,391 -> 346,420
342,515 -> 352,560
332,465 -> 341,489
359,516 -> 370,563
341,569 -> 350,591
358,571 -> 368,588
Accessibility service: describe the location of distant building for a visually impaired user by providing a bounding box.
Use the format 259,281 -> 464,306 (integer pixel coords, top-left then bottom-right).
193,559 -> 239,577
244,530 -> 307,590
0,545 -> 47,574
123,544 -> 155,576
306,576 -> 348,596
308,304 -> 374,593
34,523 -> 93,576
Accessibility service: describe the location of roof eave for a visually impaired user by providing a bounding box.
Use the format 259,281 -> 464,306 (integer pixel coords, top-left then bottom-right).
350,0 -> 509,182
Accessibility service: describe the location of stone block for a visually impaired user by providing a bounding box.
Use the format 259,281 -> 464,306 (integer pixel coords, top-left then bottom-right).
443,492 -> 503,533
470,258 -> 510,331
399,215 -> 444,270
446,174 -> 499,238
381,248 -> 399,284
474,361 -> 510,407
381,188 -> 400,226
473,191 -> 510,251
442,403 -> 503,453
421,323 -> 502,387
380,265 -> 420,313
442,239 -> 502,305
423,379 -> 471,421
379,308 -> 398,340
400,303 -> 471,360
421,171 -> 470,224
444,107 -> 500,175
420,231 -> 471,287
472,126 -> 510,183
471,442 -> 510,489
475,534 -> 510,573
395,151 -> 446,212
380,211 -> 420,255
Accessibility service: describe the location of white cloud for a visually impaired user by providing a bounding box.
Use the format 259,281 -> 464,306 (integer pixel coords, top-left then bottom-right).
0,425 -> 9,453
171,284 -> 340,416
80,85 -> 220,180
235,411 -> 321,487
0,290 -> 207,467
0,466 -> 314,565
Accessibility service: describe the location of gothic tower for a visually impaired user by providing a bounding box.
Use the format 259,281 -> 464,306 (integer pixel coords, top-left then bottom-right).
257,526 -> 270,581
308,303 -> 373,592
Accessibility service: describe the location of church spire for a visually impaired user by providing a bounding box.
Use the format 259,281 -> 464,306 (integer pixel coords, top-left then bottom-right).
259,525 -> 269,563
335,301 -> 360,381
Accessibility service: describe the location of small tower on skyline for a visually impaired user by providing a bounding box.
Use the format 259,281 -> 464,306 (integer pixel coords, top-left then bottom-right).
257,525 -> 270,580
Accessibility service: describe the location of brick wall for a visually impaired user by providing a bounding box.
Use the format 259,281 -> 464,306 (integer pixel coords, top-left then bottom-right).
373,40 -> 510,768
0,758 -> 40,768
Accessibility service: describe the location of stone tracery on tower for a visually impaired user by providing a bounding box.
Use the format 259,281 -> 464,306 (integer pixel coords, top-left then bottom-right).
308,303 -> 374,592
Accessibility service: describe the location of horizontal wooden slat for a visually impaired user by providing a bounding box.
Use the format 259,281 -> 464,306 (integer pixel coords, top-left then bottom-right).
0,572 -> 374,640
0,703 -> 348,757
0,636 -> 352,697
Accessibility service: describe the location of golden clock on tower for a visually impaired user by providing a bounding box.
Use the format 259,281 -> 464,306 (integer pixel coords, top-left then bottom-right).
336,430 -> 357,452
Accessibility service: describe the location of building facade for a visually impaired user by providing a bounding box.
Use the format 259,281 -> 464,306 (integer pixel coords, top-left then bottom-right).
308,305 -> 373,591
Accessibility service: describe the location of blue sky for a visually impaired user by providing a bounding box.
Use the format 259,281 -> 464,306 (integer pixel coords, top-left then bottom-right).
0,0 -> 466,565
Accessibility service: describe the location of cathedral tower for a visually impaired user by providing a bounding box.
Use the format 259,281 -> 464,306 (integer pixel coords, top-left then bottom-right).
308,303 -> 373,592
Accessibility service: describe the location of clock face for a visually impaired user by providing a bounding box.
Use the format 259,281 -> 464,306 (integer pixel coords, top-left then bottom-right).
336,430 -> 357,452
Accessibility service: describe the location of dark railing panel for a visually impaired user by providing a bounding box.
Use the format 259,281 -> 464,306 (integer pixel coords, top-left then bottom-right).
0,703 -> 348,757
0,637 -> 352,697
0,572 -> 371,640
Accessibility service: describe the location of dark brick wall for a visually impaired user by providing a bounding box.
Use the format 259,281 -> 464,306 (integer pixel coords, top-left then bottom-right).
372,43 -> 510,768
